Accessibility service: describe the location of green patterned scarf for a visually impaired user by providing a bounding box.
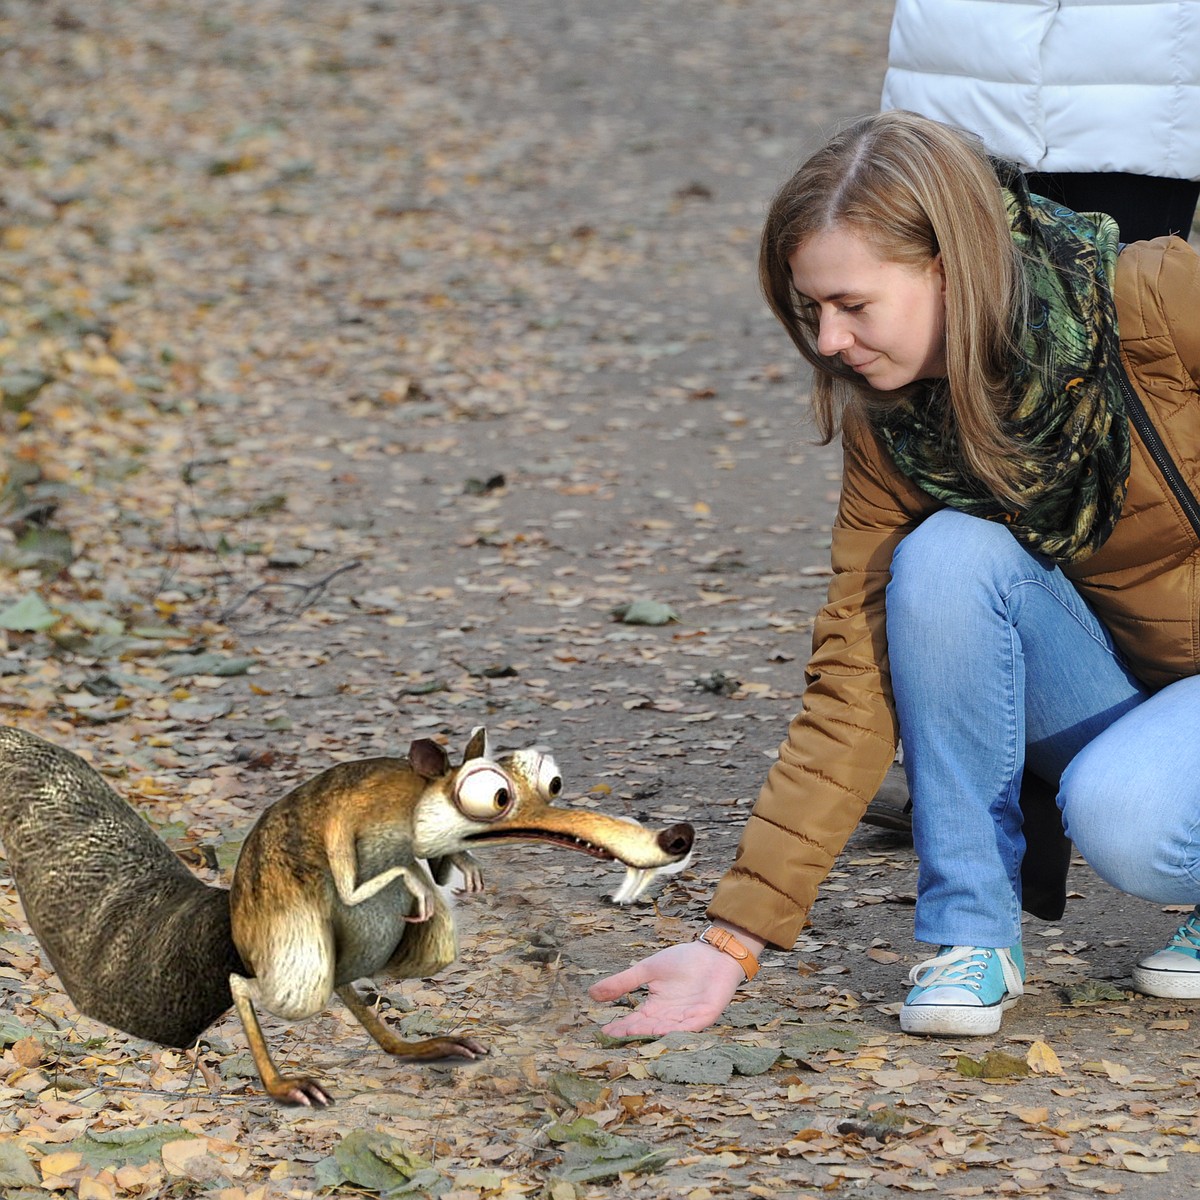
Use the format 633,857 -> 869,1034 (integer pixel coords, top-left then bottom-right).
874,169 -> 1129,565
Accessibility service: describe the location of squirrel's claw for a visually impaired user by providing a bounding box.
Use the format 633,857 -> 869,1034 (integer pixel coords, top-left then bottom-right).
455,860 -> 485,894
435,850 -> 484,894
269,1076 -> 334,1107
403,876 -> 436,923
446,1036 -> 488,1059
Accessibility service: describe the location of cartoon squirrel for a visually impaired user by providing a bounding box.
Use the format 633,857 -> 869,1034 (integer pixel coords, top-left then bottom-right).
0,725 -> 693,1106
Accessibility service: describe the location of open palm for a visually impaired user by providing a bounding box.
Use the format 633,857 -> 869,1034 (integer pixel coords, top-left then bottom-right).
588,941 -> 744,1036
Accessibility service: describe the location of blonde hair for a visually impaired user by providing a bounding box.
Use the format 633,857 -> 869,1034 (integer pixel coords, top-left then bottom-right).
760,111 -> 1032,504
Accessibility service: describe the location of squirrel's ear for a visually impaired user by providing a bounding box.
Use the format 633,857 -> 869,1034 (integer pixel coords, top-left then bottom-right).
463,726 -> 490,762
408,738 -> 451,779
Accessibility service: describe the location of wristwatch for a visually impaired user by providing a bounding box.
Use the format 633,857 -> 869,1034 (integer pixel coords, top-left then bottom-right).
697,924 -> 760,981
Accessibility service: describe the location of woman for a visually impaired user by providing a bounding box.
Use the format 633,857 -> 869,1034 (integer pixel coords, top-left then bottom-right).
590,111 -> 1200,1038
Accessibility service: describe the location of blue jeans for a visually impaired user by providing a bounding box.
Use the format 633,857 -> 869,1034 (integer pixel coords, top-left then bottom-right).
886,509 -> 1200,947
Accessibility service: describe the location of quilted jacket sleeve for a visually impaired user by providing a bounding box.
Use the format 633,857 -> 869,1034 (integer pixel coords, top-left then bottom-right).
1156,238 -> 1200,391
1116,237 -> 1200,386
706,412 -> 938,949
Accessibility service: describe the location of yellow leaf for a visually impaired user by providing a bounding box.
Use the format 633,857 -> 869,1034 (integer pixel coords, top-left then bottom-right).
1121,1154 -> 1169,1173
40,1150 -> 84,1179
1081,1058 -> 1130,1080
1026,1040 -> 1063,1075
848,1055 -> 887,1069
114,1165 -> 158,1190
162,1138 -> 210,1177
1013,1106 -> 1051,1124
86,354 -> 123,377
827,1166 -> 876,1180
78,1174 -> 118,1200
872,1067 -> 923,1087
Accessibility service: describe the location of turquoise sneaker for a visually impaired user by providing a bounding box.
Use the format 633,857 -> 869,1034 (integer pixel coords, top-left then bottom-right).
1132,907 -> 1200,999
900,944 -> 1025,1036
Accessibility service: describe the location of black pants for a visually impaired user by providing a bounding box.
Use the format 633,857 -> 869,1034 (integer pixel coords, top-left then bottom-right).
1025,171 -> 1200,243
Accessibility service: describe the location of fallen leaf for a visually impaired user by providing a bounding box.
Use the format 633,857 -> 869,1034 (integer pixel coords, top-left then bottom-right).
1061,980 -> 1127,1005
956,1051 -> 1031,1080
610,599 -> 680,625
0,593 -> 58,631
0,1141 -> 38,1188
1120,1155 -> 1169,1173
11,1035 -> 42,1068
1082,1059 -> 1132,1082
1026,1040 -> 1064,1075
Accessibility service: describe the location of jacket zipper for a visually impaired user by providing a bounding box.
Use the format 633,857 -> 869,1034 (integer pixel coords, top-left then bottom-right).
1117,360 -> 1200,542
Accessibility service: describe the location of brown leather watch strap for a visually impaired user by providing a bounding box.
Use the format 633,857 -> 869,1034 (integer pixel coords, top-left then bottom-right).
697,924 -> 760,982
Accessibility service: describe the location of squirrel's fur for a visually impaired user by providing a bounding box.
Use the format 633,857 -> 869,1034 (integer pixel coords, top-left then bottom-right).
0,726 -> 245,1046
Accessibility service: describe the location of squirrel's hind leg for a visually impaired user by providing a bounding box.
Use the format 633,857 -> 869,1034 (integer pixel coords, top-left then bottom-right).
227,914 -> 338,1107
229,974 -> 334,1107
336,895 -> 486,1062
336,983 -> 487,1062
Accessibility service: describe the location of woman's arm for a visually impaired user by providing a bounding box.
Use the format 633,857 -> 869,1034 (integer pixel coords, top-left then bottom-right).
707,412 -> 935,947
591,416 -> 938,1032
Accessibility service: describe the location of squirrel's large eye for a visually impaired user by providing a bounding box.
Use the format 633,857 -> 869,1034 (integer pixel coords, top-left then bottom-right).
535,754 -> 563,799
455,765 -> 514,821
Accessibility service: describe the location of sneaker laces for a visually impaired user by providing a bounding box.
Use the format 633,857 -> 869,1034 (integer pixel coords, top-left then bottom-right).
907,945 -> 1022,996
1166,908 -> 1200,954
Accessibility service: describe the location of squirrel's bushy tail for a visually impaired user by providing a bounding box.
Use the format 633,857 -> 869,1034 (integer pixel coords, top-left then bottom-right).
0,726 -> 244,1047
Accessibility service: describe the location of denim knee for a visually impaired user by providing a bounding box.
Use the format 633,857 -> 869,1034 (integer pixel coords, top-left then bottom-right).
888,510 -> 1031,637
1061,751 -> 1200,903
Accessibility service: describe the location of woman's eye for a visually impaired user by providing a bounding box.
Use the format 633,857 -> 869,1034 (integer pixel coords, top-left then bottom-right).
840,302 -> 865,314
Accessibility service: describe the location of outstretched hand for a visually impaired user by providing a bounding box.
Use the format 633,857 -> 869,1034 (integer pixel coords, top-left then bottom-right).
587,941 -> 746,1037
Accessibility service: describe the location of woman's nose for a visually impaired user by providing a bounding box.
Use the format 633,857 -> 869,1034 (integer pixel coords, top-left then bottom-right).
816,313 -> 853,357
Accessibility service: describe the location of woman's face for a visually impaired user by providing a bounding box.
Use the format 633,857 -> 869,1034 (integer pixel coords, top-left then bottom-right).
788,224 -> 947,392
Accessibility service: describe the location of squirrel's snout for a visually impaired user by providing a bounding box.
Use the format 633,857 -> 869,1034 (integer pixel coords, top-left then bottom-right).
657,822 -> 695,858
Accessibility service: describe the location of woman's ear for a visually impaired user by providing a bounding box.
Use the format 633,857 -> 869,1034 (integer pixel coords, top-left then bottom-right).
933,252 -> 947,297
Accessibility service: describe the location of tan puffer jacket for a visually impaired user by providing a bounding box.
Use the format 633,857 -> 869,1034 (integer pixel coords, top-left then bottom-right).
707,236 -> 1200,950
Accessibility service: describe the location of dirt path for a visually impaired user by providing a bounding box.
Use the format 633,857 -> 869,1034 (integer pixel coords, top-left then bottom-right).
0,2 -> 1197,1196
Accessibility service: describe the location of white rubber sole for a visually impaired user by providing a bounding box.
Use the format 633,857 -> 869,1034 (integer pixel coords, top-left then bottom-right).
1131,965 -> 1200,999
899,997 -> 1017,1037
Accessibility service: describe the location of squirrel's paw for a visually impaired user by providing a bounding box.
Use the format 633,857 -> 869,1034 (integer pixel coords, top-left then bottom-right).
442,1035 -> 488,1059
399,1035 -> 489,1062
402,868 -> 440,923
268,1076 -> 335,1108
453,857 -> 485,894
448,849 -> 484,897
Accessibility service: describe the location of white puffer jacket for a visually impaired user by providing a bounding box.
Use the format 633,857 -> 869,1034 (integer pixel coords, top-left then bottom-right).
881,0 -> 1200,181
